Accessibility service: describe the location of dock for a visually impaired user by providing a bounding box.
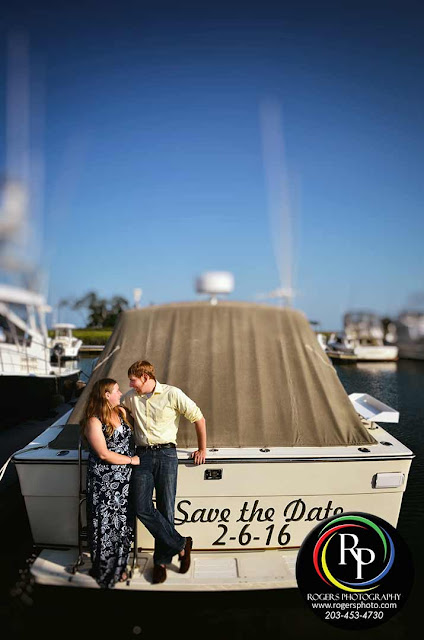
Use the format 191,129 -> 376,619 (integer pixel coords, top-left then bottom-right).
79,345 -> 104,353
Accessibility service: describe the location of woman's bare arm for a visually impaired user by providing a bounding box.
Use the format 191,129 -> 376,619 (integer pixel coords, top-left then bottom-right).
85,417 -> 139,465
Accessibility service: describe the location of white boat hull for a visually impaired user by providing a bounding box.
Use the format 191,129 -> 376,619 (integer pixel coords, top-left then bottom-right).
17,455 -> 411,550
353,345 -> 398,361
327,345 -> 398,362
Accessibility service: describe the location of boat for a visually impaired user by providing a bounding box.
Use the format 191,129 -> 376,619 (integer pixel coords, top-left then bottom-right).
49,323 -> 83,362
316,332 -> 328,351
0,283 -> 80,425
325,312 -> 398,362
0,39 -> 80,426
395,311 -> 424,360
317,331 -> 357,362
12,276 -> 413,591
323,333 -> 358,363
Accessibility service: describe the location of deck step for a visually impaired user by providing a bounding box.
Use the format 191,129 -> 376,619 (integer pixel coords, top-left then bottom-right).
31,548 -> 299,591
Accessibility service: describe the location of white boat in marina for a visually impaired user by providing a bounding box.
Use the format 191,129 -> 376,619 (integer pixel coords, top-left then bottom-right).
0,283 -> 80,424
12,276 -> 413,591
347,341 -> 398,362
325,334 -> 399,362
325,312 -> 398,362
317,331 -> 357,361
49,323 -> 82,362
324,333 -> 358,362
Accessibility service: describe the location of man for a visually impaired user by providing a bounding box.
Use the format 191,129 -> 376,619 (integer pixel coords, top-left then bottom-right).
121,360 -> 206,584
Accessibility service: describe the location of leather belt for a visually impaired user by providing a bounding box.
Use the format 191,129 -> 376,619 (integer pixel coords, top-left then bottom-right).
136,443 -> 176,451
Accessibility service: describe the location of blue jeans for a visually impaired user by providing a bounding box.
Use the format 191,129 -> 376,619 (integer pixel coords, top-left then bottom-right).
132,447 -> 185,565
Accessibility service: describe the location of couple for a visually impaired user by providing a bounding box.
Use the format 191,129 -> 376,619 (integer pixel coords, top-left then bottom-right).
81,359 -> 207,588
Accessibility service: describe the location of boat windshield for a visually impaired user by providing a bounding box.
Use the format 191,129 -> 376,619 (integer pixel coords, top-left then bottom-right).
55,328 -> 72,338
0,313 -> 31,347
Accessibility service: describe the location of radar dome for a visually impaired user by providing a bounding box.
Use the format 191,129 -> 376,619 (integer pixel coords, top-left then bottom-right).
195,272 -> 234,302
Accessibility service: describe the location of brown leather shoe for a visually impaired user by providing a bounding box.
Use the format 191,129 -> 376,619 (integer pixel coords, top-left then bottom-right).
152,564 -> 167,584
178,537 -> 193,574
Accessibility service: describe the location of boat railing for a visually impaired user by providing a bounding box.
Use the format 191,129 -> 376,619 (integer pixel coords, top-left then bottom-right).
70,437 -> 87,576
24,333 -> 50,375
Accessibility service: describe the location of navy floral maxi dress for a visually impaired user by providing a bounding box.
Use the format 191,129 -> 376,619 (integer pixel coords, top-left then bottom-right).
86,416 -> 135,589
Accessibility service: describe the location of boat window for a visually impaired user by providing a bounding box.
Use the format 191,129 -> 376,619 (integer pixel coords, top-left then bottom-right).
0,314 -> 31,347
0,315 -> 14,344
9,302 -> 29,323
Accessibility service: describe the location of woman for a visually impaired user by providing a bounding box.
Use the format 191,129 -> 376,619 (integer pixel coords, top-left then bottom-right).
81,378 -> 139,589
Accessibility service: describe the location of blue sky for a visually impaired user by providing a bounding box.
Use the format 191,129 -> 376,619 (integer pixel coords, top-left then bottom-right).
1,1 -> 423,330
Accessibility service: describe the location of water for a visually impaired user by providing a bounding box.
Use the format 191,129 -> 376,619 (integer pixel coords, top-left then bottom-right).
335,360 -> 424,540
78,354 -> 98,381
0,357 -> 422,639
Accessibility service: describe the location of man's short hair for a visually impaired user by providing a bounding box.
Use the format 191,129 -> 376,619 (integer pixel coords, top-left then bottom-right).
127,360 -> 156,380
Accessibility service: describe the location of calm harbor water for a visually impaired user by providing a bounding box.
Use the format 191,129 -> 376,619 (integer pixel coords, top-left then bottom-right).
0,356 -> 422,639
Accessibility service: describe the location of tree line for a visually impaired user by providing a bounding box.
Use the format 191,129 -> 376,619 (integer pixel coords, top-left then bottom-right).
59,292 -> 129,328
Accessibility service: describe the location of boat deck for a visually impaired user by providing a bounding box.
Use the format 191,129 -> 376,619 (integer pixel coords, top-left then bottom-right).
13,407 -> 413,462
79,345 -> 104,353
31,548 -> 298,591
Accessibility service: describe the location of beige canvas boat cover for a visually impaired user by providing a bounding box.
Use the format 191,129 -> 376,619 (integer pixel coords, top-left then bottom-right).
69,302 -> 376,447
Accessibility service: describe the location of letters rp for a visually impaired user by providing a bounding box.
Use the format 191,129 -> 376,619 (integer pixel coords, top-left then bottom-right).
339,534 -> 375,579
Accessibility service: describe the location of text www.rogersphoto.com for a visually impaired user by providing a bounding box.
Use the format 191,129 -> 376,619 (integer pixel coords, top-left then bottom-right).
307,592 -> 401,621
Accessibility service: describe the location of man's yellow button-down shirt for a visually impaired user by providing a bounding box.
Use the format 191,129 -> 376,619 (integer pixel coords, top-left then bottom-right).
121,380 -> 203,446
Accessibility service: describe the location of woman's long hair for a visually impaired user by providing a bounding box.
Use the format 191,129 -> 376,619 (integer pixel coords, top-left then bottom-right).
81,378 -> 127,438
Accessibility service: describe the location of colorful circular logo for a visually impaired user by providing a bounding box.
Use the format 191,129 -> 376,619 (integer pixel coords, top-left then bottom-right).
296,512 -> 413,630
313,514 -> 395,593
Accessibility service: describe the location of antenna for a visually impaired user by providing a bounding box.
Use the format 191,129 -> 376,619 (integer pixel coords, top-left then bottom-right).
0,31 -> 37,282
1,33 -> 29,266
259,98 -> 296,306
133,288 -> 142,308
195,272 -> 234,305
257,286 -> 295,306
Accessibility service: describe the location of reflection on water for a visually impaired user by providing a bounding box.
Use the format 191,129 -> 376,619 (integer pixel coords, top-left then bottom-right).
356,361 -> 398,374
